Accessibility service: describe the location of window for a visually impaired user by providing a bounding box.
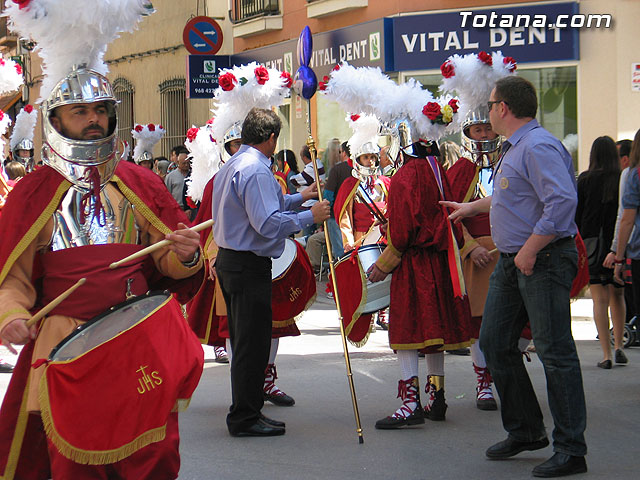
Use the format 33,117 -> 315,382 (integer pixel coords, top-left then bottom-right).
113,77 -> 135,153
232,0 -> 279,23
159,78 -> 188,159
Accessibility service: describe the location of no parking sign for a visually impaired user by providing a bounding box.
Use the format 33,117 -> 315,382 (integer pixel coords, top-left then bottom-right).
183,16 -> 223,55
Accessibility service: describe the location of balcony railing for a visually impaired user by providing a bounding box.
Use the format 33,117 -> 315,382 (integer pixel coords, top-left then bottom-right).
0,16 -> 17,51
232,0 -> 279,23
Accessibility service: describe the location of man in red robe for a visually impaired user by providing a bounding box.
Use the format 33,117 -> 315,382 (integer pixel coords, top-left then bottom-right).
368,142 -> 472,429
0,67 -> 203,480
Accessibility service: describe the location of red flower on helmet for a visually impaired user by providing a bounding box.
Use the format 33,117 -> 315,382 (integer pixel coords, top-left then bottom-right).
134,124 -> 144,132
280,71 -> 293,88
159,125 -> 164,130
148,123 -> 156,132
503,56 -> 517,72
350,114 -> 360,122
440,61 -> 455,78
186,127 -> 199,143
255,66 -> 269,85
422,102 -> 441,121
24,104 -> 33,114
318,81 -> 327,91
218,72 -> 237,91
12,0 -> 31,10
448,98 -> 459,113
206,117 -> 214,125
478,51 -> 493,66
14,64 -> 22,75
332,64 -> 341,72
0,111 -> 4,121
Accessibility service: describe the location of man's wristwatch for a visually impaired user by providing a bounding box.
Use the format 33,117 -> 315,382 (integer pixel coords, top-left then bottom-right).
182,249 -> 201,268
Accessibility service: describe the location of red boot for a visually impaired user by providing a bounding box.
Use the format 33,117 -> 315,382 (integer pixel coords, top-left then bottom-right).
263,364 -> 295,406
375,376 -> 425,429
473,364 -> 497,411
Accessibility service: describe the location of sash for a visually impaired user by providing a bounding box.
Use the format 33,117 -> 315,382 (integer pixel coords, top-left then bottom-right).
426,156 -> 466,298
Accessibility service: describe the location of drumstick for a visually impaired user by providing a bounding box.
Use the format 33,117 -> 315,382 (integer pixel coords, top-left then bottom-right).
26,278 -> 87,328
488,248 -> 498,255
109,219 -> 213,269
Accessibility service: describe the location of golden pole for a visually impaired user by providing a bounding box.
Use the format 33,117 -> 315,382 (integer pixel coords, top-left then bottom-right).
305,100 -> 364,444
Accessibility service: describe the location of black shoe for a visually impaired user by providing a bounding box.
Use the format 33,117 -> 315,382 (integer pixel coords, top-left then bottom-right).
486,436 -> 550,459
447,348 -> 470,356
615,349 -> 628,364
375,408 -> 425,430
597,359 -> 612,369
260,414 -> 285,428
264,392 -> 295,407
230,419 -> 286,437
532,453 -> 587,477
476,396 -> 498,411
0,362 -> 14,373
423,389 -> 447,421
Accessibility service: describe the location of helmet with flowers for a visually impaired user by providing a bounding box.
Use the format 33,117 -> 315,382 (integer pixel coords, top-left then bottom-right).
184,120 -> 222,203
345,114 -> 381,181
131,123 -> 165,166
321,62 -> 461,167
211,62 -> 292,162
0,56 -> 24,168
9,104 -> 37,172
439,51 -> 517,168
5,0 -> 155,191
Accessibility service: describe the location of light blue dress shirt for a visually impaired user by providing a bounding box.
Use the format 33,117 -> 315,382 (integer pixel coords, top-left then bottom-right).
212,144 -> 314,258
490,119 -> 578,253
622,167 -> 640,260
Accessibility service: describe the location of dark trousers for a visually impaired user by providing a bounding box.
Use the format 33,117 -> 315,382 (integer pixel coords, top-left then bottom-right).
480,238 -> 587,456
216,248 -> 272,434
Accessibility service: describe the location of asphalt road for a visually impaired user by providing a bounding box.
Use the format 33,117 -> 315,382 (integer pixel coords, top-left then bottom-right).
1,294 -> 637,479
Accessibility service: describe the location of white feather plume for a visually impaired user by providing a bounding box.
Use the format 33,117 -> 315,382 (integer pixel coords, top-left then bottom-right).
0,57 -> 24,94
346,114 -> 380,158
0,110 -> 12,153
323,63 -> 460,142
186,123 -> 222,203
4,0 -> 155,102
9,105 -> 37,150
210,62 -> 290,143
439,51 -> 517,117
131,123 -> 164,161
562,133 -> 579,154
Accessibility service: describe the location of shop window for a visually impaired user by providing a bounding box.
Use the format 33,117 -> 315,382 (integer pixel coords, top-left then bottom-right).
113,77 -> 134,156
159,78 -> 188,159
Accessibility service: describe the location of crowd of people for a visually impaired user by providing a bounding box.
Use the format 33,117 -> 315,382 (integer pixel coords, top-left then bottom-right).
0,7 -> 634,477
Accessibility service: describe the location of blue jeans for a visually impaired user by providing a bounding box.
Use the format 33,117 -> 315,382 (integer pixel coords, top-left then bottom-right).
479,238 -> 587,456
326,217 -> 344,259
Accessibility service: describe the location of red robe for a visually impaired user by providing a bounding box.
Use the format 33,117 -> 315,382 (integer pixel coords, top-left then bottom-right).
0,163 -> 203,479
377,156 -> 472,352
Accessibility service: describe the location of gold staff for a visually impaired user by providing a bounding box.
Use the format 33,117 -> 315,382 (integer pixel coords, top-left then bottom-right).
305,102 -> 364,444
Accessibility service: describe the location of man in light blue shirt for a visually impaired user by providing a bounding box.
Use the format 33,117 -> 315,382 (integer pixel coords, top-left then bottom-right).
213,108 -> 330,438
442,76 -> 586,478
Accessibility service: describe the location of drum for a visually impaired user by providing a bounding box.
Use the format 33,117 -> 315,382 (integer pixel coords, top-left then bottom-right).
41,292 -> 204,465
271,238 -> 298,281
271,239 -> 316,325
335,243 -> 391,314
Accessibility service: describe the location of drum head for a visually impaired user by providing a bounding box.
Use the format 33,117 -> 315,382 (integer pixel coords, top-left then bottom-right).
49,292 -> 170,361
271,238 -> 297,280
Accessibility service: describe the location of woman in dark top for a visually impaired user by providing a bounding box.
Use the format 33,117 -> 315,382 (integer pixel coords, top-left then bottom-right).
575,136 -> 626,368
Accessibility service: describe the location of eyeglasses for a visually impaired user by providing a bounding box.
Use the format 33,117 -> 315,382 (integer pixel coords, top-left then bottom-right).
487,100 -> 507,111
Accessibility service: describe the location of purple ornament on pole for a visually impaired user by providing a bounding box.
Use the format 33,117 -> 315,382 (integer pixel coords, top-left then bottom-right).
293,65 -> 317,100
297,26 -> 313,67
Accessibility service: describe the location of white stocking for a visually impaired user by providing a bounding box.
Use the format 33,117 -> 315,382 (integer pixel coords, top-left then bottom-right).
397,349 -> 419,380
470,341 -> 486,368
425,351 -> 444,376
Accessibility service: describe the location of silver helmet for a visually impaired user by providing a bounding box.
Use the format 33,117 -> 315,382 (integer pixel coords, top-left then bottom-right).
222,121 -> 242,161
40,66 -> 124,192
351,141 -> 380,181
461,106 -> 501,168
135,150 -> 153,166
12,139 -> 35,173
